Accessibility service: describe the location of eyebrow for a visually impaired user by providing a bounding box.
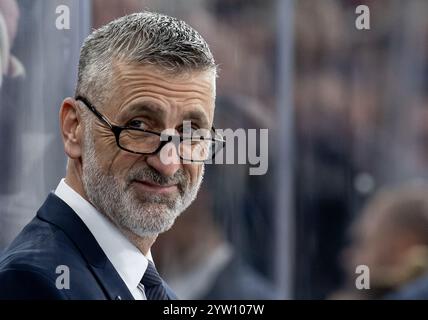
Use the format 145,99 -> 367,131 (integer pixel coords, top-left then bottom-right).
119,102 -> 167,123
181,109 -> 210,128
119,102 -> 210,128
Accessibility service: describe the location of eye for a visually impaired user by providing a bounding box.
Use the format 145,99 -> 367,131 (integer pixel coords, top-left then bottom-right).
126,119 -> 147,129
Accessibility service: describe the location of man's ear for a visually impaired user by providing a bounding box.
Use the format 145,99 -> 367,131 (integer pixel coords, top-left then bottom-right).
59,97 -> 83,159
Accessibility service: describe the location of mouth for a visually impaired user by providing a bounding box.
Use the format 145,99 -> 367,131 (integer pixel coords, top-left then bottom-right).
132,180 -> 179,194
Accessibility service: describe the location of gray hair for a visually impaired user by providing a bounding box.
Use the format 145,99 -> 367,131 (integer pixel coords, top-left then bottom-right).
75,11 -> 216,106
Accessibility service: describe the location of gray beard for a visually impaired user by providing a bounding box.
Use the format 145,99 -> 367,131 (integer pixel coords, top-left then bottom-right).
81,127 -> 204,238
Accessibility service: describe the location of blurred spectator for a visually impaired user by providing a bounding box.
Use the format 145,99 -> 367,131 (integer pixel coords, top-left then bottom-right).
333,183 -> 428,299
294,68 -> 355,299
0,0 -> 25,198
0,0 -> 25,88
0,0 -> 87,249
293,0 -> 428,298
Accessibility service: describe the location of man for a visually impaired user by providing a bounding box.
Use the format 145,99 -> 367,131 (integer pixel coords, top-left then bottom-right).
0,11 -> 222,300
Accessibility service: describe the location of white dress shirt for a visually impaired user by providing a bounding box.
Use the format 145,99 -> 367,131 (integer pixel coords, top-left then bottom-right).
55,179 -> 150,300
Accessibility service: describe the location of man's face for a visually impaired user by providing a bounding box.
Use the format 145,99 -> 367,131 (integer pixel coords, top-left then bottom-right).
81,63 -> 216,238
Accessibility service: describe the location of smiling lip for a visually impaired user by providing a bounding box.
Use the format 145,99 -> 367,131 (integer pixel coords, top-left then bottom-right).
133,180 -> 178,194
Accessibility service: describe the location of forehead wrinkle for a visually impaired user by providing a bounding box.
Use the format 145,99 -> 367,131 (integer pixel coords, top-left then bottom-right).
118,79 -> 214,99
113,65 -> 215,96
115,64 -> 214,85
119,93 -> 169,113
110,65 -> 215,125
112,82 -> 214,119
116,84 -> 213,119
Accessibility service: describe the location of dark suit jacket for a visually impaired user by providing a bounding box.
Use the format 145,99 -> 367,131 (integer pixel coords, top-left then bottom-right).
0,193 -> 177,300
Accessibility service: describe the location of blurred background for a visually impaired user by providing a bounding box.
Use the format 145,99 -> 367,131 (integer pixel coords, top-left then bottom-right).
1,0 -> 428,299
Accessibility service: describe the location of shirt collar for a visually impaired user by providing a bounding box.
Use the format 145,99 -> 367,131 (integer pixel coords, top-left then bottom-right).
54,178 -> 149,293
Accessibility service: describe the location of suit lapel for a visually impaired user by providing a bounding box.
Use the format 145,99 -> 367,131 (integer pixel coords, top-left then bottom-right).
37,193 -> 134,300
88,263 -> 134,300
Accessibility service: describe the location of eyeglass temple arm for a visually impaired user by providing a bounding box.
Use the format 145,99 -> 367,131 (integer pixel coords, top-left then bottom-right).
75,96 -> 114,129
76,96 -> 225,144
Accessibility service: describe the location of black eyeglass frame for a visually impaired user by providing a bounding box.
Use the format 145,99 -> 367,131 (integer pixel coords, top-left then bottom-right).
75,96 -> 225,163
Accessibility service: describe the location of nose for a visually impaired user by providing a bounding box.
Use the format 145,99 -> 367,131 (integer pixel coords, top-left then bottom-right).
146,141 -> 181,178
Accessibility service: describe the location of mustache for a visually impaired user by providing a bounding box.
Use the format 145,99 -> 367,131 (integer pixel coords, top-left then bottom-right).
127,166 -> 188,192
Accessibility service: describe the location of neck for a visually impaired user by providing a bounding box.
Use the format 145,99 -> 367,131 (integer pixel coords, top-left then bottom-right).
65,159 -> 88,202
65,159 -> 157,256
123,229 -> 157,256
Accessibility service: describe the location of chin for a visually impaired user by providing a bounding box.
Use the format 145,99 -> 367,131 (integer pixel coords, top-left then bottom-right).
132,221 -> 176,238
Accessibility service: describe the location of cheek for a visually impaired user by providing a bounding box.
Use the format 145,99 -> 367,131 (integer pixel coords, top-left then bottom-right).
93,140 -> 133,177
91,140 -> 116,168
110,152 -> 150,182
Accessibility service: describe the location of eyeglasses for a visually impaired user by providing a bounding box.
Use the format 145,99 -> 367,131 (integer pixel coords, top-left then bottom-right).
75,96 -> 225,163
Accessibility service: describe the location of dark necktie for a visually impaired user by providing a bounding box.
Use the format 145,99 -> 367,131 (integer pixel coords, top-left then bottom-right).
141,261 -> 169,300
